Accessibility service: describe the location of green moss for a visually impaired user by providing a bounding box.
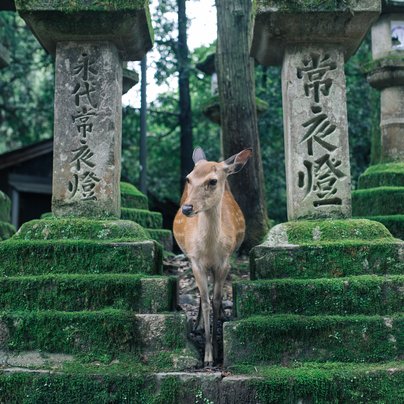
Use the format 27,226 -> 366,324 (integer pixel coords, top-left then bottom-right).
1,310 -> 187,355
0,274 -> 176,313
0,239 -> 162,276
358,163 -> 404,189
224,314 -> 403,366
267,219 -> 393,245
352,187 -> 404,217
234,275 -> 404,317
121,208 -> 163,229
121,182 -> 149,210
13,218 -> 149,241
365,215 -> 404,240
251,239 -> 404,279
15,0 -> 147,13
233,362 -> 404,404
146,229 -> 173,251
363,54 -> 404,74
0,221 -> 16,241
255,0 -> 359,13
0,191 -> 11,223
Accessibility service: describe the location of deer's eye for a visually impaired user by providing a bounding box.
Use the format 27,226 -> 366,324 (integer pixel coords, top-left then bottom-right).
209,179 -> 217,186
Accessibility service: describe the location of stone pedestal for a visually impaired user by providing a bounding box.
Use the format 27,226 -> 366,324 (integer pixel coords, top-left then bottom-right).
353,4 -> 404,239
223,1 -> 404,384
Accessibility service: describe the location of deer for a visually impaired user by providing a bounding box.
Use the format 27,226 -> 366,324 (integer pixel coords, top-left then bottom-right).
173,147 -> 252,366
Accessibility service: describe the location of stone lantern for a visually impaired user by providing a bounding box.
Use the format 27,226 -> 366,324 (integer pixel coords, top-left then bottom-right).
352,0 -> 404,238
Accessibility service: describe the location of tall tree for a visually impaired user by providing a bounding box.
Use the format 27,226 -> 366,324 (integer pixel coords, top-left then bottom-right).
216,0 -> 269,252
177,0 -> 193,188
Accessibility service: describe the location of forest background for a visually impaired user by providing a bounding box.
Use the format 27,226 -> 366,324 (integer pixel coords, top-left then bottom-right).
0,2 -> 379,226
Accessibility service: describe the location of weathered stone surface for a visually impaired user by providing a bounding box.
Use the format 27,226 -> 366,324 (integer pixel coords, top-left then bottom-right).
52,42 -> 122,219
15,0 -> 153,60
282,46 -> 352,220
372,13 -> 404,59
367,58 -> 404,88
251,0 -> 381,66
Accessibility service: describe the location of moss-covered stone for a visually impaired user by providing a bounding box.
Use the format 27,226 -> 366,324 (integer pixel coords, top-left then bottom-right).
14,218 -> 150,241
0,274 -> 177,313
0,310 -> 187,355
0,222 -> 15,241
0,191 -> 11,223
358,163 -> 404,189
365,215 -> 404,240
251,240 -> 404,279
121,208 -> 163,229
0,362 -> 402,403
0,239 -> 162,276
224,314 -> 403,366
234,275 -> 404,318
120,181 -> 148,210
352,187 -> 404,217
146,229 -> 173,251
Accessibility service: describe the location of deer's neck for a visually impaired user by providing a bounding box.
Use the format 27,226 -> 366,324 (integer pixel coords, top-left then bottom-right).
198,200 -> 222,246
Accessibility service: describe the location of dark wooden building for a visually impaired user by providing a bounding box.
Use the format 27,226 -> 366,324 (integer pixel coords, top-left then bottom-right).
0,139 -> 53,228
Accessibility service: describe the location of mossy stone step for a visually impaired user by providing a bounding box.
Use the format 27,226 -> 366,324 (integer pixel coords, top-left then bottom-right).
223,314 -> 403,366
352,187 -> 404,217
362,215 -> 404,240
0,239 -> 162,277
234,275 -> 404,318
0,222 -> 15,241
147,228 -> 173,251
358,163 -> 404,189
0,274 -> 177,313
121,208 -> 163,229
120,182 -> 148,210
0,362 -> 402,403
0,310 -> 187,356
251,240 -> 404,279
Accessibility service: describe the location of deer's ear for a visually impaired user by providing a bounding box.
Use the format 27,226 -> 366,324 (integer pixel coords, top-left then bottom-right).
192,147 -> 207,165
224,148 -> 252,175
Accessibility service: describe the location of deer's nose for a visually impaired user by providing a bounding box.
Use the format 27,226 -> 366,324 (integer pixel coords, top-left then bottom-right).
182,204 -> 194,216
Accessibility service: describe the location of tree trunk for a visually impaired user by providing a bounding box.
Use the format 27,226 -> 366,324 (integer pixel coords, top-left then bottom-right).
216,0 -> 269,252
177,0 -> 193,190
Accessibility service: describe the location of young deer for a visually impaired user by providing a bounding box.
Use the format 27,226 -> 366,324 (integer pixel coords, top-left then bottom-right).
173,147 -> 252,366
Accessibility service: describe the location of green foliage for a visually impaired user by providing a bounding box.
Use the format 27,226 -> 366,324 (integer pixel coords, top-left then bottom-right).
0,12 -> 54,154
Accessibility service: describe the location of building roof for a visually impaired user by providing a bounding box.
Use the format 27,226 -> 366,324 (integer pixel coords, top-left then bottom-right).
0,138 -> 53,170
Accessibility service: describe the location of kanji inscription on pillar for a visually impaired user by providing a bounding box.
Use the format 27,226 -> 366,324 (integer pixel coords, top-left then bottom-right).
52,42 -> 122,218
282,46 -> 352,220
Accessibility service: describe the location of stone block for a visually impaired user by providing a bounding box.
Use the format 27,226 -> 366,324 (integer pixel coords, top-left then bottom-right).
15,0 -> 153,60
233,275 -> 404,317
352,187 -> 404,216
0,274 -> 177,313
0,239 -> 162,277
251,0 -> 381,66
358,163 -> 404,188
250,220 -> 404,279
52,42 -> 122,219
147,229 -> 174,251
122,68 -> 139,94
0,311 -> 188,355
120,181 -> 148,209
224,314 -> 403,366
121,208 -> 163,229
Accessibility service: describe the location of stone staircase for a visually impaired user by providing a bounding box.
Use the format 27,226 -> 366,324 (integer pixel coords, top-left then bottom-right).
353,163 -> 404,239
120,182 -> 173,251
0,217 -> 198,393
223,219 -> 404,402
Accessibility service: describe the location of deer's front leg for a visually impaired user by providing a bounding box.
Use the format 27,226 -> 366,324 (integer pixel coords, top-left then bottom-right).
212,263 -> 230,364
191,261 -> 213,366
